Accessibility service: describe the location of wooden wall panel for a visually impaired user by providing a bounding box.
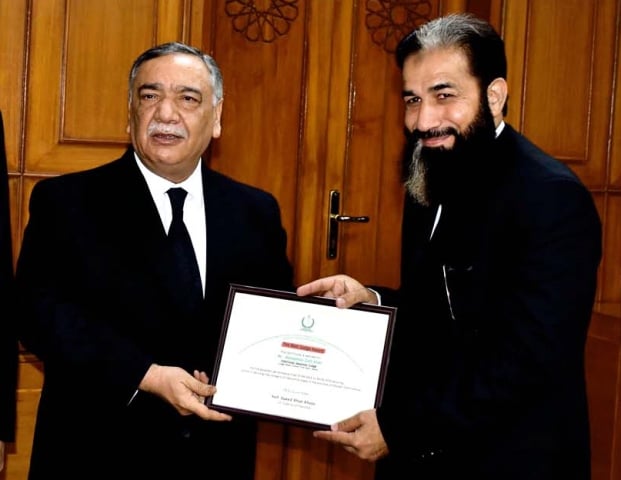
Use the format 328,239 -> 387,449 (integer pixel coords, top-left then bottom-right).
338,2 -> 423,289
503,0 -> 621,308
522,1 -> 592,159
25,0 -> 124,174
0,0 -> 27,174
202,1 -> 304,266
585,312 -> 621,480
503,2 -> 621,479
202,3 -> 307,479
19,178 -> 39,231
613,48 -> 621,190
24,0 -> 197,175
602,195 -> 621,308
0,2 -> 30,477
514,0 -> 615,188
0,0 -> 27,264
501,0 -> 526,128
294,0 -> 357,284
63,0 -> 157,141
7,178 -> 20,268
605,7 -> 621,309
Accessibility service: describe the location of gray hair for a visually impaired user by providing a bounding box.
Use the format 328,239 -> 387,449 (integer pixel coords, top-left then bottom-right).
399,14 -> 496,53
128,42 -> 223,106
396,13 -> 507,114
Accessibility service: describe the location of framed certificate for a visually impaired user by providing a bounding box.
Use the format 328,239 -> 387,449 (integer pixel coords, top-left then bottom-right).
206,283 -> 397,430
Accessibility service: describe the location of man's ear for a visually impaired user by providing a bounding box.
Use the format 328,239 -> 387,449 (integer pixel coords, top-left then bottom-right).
487,78 -> 508,118
212,99 -> 224,139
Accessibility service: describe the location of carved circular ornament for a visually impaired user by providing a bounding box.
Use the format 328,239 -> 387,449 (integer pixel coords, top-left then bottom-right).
366,0 -> 433,52
225,0 -> 299,43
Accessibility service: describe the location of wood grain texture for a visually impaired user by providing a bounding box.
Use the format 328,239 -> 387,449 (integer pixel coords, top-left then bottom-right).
2,0 -> 621,478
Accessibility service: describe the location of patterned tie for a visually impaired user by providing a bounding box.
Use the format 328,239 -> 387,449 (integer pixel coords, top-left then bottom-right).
167,187 -> 203,305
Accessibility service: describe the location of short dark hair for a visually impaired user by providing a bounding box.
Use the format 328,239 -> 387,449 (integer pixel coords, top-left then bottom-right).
396,13 -> 507,115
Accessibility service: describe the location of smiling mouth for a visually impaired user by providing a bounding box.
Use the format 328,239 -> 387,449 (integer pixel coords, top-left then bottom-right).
421,135 -> 451,147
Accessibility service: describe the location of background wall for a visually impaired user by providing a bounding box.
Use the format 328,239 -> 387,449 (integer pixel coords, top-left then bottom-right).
0,0 -> 619,479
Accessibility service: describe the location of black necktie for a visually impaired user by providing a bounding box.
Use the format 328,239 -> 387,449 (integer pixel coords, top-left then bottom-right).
167,187 -> 203,305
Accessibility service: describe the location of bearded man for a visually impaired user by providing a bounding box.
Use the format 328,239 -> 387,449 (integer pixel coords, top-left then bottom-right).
297,13 -> 602,480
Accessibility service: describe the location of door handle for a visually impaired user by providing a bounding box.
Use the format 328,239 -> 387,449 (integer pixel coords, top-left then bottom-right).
327,190 -> 370,259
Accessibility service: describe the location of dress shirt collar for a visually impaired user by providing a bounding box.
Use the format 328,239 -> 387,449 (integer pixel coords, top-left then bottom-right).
134,152 -> 203,203
495,120 -> 505,138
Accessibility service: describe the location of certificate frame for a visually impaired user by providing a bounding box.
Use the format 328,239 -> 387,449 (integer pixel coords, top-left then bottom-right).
206,283 -> 397,430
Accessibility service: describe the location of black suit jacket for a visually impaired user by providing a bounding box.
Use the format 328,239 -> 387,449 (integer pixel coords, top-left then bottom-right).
375,124 -> 602,479
16,148 -> 293,479
0,110 -> 16,444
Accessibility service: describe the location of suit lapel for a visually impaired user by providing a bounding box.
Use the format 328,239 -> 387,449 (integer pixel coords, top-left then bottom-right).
108,150 -> 198,312
202,167 -> 233,302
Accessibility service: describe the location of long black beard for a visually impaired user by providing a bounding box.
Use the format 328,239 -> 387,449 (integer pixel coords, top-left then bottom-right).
403,99 -> 497,207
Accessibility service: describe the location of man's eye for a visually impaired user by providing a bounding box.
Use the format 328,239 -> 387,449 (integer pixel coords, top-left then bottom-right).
404,97 -> 420,108
182,96 -> 199,103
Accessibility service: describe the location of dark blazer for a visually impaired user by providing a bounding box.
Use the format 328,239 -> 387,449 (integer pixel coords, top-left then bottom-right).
0,110 -> 17,445
16,148 -> 293,479
375,124 -> 602,479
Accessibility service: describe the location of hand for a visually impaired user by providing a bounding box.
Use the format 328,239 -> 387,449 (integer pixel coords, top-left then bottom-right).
0,440 -> 5,472
138,364 -> 232,422
313,409 -> 389,462
296,274 -> 377,308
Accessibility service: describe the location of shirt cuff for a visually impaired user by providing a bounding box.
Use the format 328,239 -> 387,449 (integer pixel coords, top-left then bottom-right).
127,389 -> 139,405
367,287 -> 381,305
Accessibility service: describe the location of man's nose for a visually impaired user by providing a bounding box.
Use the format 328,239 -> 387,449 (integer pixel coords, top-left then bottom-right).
414,102 -> 442,132
155,98 -> 179,122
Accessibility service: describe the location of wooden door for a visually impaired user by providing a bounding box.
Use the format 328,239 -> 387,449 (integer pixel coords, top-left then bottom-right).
4,1 -> 621,479
203,1 -> 485,479
202,1 -> 409,478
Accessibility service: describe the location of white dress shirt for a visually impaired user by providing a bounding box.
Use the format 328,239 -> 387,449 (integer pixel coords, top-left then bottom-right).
134,154 -> 207,293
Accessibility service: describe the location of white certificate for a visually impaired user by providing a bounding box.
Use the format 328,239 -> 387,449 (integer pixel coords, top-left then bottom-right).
207,284 -> 396,429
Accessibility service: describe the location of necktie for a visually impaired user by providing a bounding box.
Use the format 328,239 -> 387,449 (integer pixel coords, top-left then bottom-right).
167,187 -> 203,305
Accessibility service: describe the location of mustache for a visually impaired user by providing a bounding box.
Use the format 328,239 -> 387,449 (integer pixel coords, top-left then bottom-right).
412,127 -> 459,141
147,123 -> 187,138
